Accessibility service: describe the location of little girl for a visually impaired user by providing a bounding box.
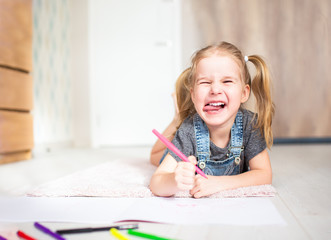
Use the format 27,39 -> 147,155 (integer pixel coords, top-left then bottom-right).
149,41 -> 275,198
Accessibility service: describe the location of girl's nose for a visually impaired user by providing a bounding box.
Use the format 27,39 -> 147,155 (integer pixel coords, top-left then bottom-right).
210,82 -> 223,94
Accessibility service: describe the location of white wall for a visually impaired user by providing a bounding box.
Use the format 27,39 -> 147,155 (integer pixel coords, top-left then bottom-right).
70,0 -> 92,147
87,0 -> 182,147
33,0 -> 182,150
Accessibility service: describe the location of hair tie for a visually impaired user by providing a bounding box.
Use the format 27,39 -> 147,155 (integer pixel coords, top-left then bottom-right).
244,56 -> 249,62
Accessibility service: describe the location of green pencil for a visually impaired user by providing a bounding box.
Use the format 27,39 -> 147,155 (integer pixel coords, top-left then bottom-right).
127,229 -> 172,240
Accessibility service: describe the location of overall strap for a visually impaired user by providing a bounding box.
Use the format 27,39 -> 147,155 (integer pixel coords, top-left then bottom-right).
229,110 -> 244,164
193,114 -> 210,168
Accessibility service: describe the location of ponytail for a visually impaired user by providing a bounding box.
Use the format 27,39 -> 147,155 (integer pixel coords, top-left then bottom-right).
175,67 -> 194,127
247,55 -> 275,148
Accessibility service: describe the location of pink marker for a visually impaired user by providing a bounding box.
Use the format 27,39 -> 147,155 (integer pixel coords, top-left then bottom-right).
152,129 -> 208,179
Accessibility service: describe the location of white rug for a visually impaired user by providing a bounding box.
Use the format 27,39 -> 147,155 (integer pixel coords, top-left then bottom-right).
27,158 -> 276,198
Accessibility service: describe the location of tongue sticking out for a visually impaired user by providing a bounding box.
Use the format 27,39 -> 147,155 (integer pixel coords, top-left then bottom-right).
203,102 -> 225,112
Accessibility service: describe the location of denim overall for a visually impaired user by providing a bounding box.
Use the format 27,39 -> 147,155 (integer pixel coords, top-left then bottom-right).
193,110 -> 244,176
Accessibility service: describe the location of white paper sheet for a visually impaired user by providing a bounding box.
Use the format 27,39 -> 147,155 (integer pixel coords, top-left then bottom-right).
0,197 -> 286,226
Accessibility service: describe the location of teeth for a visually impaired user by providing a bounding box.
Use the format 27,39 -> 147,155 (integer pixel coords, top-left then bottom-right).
209,102 -> 225,106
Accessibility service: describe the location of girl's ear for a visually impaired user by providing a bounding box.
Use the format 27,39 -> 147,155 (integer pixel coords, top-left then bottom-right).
241,84 -> 250,103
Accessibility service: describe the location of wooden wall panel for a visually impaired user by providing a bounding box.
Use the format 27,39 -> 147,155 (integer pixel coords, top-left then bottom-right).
0,150 -> 31,164
0,110 -> 33,153
0,0 -> 33,164
0,68 -> 33,111
185,0 -> 331,138
0,0 -> 32,72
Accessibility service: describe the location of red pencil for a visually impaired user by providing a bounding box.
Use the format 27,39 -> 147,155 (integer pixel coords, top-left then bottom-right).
17,231 -> 37,240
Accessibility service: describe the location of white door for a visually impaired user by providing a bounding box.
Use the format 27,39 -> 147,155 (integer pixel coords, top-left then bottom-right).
89,0 -> 181,146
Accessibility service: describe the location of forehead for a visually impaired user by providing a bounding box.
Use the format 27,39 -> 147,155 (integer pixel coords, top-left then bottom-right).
196,55 -> 241,78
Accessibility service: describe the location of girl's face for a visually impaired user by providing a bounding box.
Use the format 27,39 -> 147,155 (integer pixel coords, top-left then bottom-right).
191,55 -> 250,130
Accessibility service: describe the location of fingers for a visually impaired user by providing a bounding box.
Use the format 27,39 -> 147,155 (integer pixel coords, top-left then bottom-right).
190,175 -> 206,198
174,157 -> 202,193
189,176 -> 200,195
175,162 -> 195,190
187,155 -> 197,165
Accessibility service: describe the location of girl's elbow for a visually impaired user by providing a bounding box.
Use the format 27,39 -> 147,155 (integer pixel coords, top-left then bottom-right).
265,169 -> 273,184
150,189 -> 167,197
149,176 -> 175,197
149,177 -> 163,196
150,157 -> 158,166
149,185 -> 173,197
149,185 -> 158,196
150,153 -> 160,166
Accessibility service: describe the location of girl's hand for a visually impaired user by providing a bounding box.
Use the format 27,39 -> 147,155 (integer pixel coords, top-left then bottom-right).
190,175 -> 224,198
174,156 -> 197,191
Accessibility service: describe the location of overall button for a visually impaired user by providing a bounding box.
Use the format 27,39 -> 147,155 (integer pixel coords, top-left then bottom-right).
198,161 -> 206,169
234,157 -> 241,165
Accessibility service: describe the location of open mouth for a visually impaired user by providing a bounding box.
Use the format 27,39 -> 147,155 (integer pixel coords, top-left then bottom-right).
203,102 -> 226,112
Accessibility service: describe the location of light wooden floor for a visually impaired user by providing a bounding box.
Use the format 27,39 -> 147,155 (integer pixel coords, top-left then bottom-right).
0,144 -> 330,239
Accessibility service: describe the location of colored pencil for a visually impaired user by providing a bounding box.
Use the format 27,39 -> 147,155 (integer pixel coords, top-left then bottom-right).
128,229 -> 172,240
34,222 -> 66,240
56,224 -> 138,235
152,129 -> 208,178
110,228 -> 131,240
17,231 -> 37,240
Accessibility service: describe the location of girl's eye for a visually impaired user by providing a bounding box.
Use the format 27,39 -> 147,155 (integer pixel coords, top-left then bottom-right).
224,79 -> 233,84
197,80 -> 211,85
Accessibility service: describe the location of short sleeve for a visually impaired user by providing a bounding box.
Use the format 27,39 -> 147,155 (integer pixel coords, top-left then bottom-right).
243,110 -> 267,163
169,117 -> 196,162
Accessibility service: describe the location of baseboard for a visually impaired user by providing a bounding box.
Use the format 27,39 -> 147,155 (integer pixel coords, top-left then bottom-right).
274,137 -> 331,144
32,141 -> 74,156
0,150 -> 32,164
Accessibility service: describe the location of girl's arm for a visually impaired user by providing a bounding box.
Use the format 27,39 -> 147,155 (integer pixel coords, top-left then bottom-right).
149,118 -> 178,166
190,149 -> 272,198
149,154 -> 197,197
150,93 -> 180,166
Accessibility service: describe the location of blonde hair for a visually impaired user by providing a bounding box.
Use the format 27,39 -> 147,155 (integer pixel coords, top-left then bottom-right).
176,42 -> 275,148
175,67 -> 194,127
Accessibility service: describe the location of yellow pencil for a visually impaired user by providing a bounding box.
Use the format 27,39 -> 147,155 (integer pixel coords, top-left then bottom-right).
110,228 -> 131,240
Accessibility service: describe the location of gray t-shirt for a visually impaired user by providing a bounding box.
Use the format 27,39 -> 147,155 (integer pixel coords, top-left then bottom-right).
169,109 -> 267,171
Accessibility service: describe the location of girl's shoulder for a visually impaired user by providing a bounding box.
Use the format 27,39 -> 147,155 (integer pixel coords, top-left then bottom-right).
241,108 -> 255,118
240,108 -> 258,129
174,115 -> 197,144
177,115 -> 195,133
172,115 -> 196,157
241,108 -> 267,155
